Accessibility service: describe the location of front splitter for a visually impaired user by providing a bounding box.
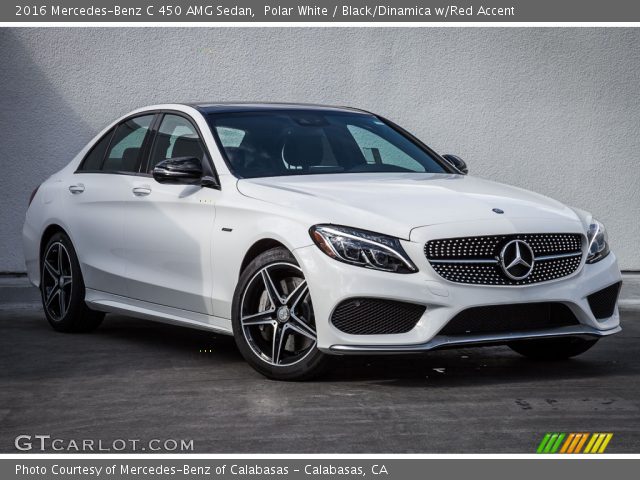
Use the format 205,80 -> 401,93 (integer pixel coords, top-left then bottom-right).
328,325 -> 622,355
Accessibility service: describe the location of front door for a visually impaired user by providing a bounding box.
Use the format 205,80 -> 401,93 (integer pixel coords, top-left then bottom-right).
122,113 -> 220,315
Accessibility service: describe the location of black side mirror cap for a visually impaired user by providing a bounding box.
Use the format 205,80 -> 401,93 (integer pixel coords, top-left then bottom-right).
153,157 -> 203,185
442,154 -> 469,175
201,175 -> 220,189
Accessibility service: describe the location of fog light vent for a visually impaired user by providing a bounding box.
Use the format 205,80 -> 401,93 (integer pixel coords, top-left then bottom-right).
587,282 -> 622,319
331,298 -> 425,335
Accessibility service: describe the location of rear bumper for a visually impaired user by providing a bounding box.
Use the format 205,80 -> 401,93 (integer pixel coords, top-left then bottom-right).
329,324 -> 621,354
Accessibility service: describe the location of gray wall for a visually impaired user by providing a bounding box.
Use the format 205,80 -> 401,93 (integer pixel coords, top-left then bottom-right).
1,28 -> 639,271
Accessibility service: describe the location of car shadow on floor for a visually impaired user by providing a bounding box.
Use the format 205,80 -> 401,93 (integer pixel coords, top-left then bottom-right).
95,313 -> 637,389
6,308 -> 635,388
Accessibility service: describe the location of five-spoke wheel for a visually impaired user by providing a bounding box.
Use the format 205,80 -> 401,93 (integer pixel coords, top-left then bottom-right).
232,247 -> 328,380
42,241 -> 73,321
40,232 -> 104,332
241,263 -> 316,366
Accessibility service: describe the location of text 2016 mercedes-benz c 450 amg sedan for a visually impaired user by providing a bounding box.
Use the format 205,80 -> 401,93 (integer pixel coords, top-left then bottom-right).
23,103 -> 622,380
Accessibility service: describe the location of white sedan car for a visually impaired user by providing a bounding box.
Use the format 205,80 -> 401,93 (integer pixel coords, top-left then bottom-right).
23,103 -> 622,380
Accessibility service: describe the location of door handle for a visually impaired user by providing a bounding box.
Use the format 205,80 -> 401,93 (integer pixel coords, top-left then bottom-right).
132,186 -> 152,196
68,184 -> 85,194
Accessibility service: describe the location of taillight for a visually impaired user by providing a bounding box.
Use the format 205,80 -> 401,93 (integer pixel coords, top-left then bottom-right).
28,185 -> 40,206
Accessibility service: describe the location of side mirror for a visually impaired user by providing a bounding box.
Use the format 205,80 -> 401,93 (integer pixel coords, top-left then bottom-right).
153,157 -> 204,185
442,154 -> 468,175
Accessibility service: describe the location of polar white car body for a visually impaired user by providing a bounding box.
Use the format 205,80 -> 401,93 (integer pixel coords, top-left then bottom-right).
23,103 -> 622,380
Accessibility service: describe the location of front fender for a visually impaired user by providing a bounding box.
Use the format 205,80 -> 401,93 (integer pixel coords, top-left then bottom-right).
210,192 -> 314,319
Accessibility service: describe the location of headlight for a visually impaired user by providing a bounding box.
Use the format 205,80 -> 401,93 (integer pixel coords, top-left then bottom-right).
309,225 -> 417,273
586,219 -> 610,264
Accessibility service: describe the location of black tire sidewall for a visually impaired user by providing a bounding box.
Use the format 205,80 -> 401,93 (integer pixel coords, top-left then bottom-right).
41,232 -> 101,332
231,247 -> 328,381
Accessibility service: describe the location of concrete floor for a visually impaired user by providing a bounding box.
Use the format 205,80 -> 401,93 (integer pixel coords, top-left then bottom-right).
0,301 -> 638,453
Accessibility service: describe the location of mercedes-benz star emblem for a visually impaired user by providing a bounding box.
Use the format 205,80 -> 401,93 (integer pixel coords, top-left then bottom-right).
499,239 -> 535,280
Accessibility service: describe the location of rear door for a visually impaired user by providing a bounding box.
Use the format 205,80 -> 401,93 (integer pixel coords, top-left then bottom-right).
122,112 -> 220,315
68,114 -> 156,296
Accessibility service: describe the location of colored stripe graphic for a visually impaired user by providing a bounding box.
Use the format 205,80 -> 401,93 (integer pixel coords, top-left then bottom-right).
560,433 -> 575,453
574,433 -> 589,453
537,433 -> 612,454
567,433 -> 583,453
544,433 -> 559,453
584,433 -> 599,453
584,433 -> 614,454
537,433 -> 552,453
550,433 -> 565,453
597,433 -> 613,453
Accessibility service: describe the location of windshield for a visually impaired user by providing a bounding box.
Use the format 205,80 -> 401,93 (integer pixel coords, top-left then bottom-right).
206,111 -> 448,178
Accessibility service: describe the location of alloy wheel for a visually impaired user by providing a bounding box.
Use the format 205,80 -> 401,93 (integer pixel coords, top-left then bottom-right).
42,241 -> 73,321
240,262 -> 317,366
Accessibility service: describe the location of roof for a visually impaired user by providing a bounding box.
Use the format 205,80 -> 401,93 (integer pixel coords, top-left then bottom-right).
188,102 -> 372,115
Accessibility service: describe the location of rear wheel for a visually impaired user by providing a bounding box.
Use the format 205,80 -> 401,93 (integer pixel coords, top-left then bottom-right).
508,337 -> 598,360
41,232 -> 104,332
232,247 -> 328,380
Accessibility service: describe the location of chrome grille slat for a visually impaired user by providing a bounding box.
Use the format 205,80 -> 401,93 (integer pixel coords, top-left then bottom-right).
425,233 -> 583,285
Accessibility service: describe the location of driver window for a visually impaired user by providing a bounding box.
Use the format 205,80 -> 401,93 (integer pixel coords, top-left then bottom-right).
149,114 -> 208,171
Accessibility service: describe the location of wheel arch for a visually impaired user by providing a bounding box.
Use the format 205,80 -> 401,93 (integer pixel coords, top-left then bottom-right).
39,224 -> 70,274
239,238 -> 289,276
38,223 -> 73,286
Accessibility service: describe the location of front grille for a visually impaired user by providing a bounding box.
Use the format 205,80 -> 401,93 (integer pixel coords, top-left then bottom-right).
439,303 -> 579,336
587,282 -> 621,319
425,233 -> 583,285
331,298 -> 425,335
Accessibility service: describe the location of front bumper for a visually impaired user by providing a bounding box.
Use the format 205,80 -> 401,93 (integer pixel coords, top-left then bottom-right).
294,229 -> 622,354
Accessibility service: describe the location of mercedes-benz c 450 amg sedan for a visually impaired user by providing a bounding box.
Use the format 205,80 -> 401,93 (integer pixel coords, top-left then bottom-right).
23,103 -> 622,380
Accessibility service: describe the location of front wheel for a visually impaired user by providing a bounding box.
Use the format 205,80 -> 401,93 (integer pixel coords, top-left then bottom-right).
508,337 -> 599,360
232,247 -> 329,381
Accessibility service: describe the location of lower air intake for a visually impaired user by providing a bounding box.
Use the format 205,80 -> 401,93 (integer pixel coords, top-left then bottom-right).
439,303 -> 579,336
331,298 -> 425,335
587,282 -> 621,319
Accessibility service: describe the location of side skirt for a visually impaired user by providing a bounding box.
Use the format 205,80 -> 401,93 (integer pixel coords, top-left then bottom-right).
84,288 -> 233,335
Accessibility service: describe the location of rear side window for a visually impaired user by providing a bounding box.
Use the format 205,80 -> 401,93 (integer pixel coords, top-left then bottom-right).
102,115 -> 154,173
79,129 -> 113,171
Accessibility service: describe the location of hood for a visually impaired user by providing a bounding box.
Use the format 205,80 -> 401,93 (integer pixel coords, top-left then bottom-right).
236,173 -> 581,239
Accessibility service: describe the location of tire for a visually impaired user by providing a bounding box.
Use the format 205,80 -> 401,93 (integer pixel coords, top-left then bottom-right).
508,337 -> 598,360
40,232 -> 104,333
232,247 -> 329,380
